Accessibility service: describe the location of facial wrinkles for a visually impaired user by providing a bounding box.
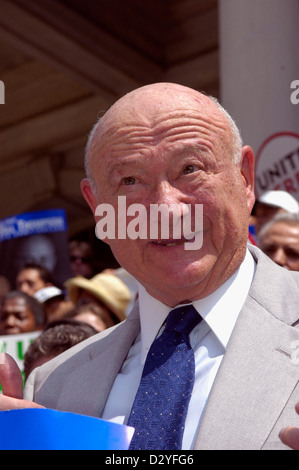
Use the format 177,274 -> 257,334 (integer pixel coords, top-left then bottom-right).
91,126 -> 152,182
90,90 -> 236,211
98,120 -> 227,185
153,110 -> 227,141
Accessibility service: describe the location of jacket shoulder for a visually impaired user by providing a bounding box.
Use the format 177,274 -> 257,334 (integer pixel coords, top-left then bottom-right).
248,244 -> 299,325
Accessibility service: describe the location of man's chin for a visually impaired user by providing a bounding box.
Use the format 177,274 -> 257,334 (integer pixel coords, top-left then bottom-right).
147,261 -> 212,301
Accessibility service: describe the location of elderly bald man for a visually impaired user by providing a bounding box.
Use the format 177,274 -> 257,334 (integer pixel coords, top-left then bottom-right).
1,83 -> 299,450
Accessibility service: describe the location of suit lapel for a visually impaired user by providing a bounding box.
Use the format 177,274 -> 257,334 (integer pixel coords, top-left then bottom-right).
56,304 -> 140,417
194,248 -> 299,450
194,297 -> 298,449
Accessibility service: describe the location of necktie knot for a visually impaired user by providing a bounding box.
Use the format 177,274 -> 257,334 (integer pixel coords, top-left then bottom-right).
164,305 -> 201,335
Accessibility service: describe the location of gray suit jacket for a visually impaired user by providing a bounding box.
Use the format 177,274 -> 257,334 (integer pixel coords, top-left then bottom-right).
24,245 -> 299,449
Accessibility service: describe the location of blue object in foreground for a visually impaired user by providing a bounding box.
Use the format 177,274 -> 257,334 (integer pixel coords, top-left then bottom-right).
0,408 -> 134,450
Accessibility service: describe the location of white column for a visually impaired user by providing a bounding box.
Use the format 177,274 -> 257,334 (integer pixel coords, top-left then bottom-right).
219,0 -> 299,198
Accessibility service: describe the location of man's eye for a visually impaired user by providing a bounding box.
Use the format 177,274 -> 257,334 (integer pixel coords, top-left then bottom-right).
183,165 -> 196,174
122,176 -> 137,185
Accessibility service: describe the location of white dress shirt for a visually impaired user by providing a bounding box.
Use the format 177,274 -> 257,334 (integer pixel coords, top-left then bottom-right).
102,249 -> 256,449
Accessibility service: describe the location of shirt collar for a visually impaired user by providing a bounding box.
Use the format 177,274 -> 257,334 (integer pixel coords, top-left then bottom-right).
138,249 -> 256,364
193,249 -> 256,349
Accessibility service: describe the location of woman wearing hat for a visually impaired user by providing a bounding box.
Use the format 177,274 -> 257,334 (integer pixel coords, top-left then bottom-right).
64,272 -> 131,331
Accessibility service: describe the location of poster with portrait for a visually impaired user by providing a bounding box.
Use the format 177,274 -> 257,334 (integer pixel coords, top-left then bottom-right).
0,208 -> 71,289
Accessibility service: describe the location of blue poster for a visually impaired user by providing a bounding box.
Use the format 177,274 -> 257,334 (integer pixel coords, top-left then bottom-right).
0,408 -> 134,450
0,208 -> 68,241
0,209 -> 71,288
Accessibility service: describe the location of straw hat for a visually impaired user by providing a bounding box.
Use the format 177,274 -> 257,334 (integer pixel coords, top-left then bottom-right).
64,272 -> 131,322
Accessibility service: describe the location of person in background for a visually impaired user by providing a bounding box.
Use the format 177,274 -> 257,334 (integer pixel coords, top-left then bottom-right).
253,190 -> 299,236
33,286 -> 74,324
0,291 -> 46,335
23,319 -> 97,380
69,240 -> 95,278
64,272 -> 131,327
66,302 -> 116,332
257,212 -> 299,271
0,275 -> 11,304
103,267 -> 139,316
16,264 -> 55,297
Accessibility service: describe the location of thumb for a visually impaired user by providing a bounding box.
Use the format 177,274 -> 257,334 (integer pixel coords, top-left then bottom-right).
0,353 -> 24,399
279,426 -> 299,450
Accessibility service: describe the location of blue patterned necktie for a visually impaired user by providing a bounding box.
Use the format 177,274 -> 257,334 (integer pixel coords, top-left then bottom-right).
127,304 -> 201,450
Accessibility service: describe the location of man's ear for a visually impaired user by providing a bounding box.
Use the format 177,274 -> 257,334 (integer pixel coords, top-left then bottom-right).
80,178 -> 98,217
240,145 -> 255,214
80,178 -> 110,246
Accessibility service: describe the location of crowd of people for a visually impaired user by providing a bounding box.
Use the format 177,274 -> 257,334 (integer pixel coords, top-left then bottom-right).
0,237 -> 134,382
0,82 -> 298,450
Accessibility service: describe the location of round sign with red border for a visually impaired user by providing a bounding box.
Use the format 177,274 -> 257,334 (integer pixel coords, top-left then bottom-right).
255,131 -> 299,200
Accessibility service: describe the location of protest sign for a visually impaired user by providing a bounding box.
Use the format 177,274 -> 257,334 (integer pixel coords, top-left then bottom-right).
0,208 -> 71,288
255,132 -> 299,200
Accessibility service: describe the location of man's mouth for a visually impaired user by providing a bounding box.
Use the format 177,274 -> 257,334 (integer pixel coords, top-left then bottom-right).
151,239 -> 189,247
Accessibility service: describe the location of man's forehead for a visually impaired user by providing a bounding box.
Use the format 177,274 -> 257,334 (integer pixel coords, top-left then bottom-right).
89,84 -> 228,160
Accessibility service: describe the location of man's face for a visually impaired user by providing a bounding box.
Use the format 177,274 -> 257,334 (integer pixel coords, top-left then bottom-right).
16,268 -> 46,296
0,297 -> 37,334
82,85 -> 255,306
258,222 -> 299,271
15,235 -> 56,273
254,202 -> 285,235
70,247 -> 93,277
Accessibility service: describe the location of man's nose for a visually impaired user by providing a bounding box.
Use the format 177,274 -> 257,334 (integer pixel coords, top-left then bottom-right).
150,181 -> 192,236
